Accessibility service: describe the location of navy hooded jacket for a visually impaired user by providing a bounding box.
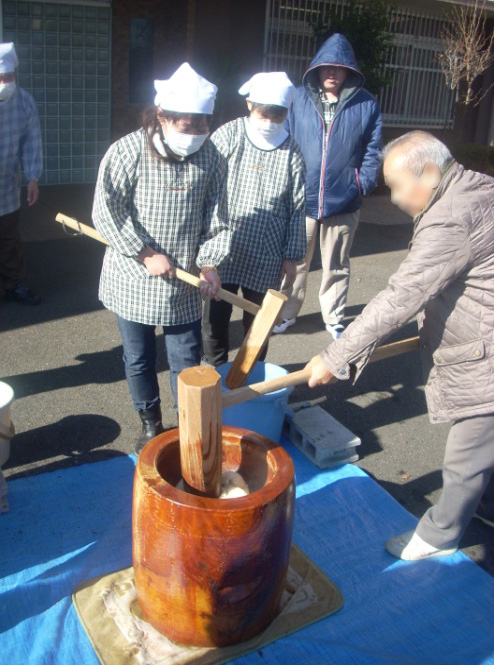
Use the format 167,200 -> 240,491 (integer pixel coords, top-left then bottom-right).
286,34 -> 382,220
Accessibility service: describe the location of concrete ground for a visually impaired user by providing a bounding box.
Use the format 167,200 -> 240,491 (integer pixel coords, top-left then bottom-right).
1,184 -> 493,574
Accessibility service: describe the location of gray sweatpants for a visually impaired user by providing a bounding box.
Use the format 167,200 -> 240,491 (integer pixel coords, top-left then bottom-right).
416,413 -> 494,549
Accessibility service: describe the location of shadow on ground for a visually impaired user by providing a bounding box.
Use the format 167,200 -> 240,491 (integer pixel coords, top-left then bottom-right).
3,413 -> 124,480
0,237 -> 105,333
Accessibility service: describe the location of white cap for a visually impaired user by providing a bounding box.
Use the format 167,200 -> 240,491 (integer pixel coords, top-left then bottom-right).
238,72 -> 295,108
154,63 -> 217,115
0,43 -> 18,74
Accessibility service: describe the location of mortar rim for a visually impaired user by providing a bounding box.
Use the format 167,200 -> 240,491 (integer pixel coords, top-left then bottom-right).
135,425 -> 295,512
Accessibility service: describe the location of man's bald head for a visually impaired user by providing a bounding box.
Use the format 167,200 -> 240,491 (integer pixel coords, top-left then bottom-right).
382,131 -> 453,217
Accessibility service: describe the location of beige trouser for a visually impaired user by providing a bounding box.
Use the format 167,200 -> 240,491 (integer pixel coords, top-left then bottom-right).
282,211 -> 360,325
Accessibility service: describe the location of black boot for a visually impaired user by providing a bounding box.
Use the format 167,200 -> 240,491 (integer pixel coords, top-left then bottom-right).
5,283 -> 41,306
135,404 -> 165,455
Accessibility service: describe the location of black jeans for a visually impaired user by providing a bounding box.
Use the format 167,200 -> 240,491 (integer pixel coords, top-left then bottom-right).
201,283 -> 267,367
117,316 -> 202,411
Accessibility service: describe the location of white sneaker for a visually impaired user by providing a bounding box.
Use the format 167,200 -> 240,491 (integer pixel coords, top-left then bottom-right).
273,318 -> 296,334
325,323 -> 345,340
385,530 -> 457,561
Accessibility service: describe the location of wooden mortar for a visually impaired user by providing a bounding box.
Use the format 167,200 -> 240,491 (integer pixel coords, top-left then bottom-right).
132,426 -> 295,647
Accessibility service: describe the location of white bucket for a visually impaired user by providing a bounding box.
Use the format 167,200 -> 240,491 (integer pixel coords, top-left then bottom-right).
0,381 -> 15,468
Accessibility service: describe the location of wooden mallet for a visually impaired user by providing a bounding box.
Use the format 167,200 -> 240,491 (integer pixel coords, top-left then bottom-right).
55,214 -> 263,316
178,335 -> 420,498
56,213 -> 288,389
222,336 -> 421,408
225,289 -> 288,390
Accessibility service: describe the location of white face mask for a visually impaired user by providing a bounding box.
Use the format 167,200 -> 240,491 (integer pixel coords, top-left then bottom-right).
0,81 -> 16,102
164,120 -> 208,157
248,116 -> 284,137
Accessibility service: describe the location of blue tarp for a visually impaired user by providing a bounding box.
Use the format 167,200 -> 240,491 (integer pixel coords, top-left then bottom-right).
1,442 -> 494,665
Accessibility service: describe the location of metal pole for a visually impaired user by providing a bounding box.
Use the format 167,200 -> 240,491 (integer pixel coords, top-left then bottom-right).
263,0 -> 273,70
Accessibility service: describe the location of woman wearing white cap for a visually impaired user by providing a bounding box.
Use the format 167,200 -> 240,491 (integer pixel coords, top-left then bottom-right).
93,63 -> 230,453
202,72 -> 306,367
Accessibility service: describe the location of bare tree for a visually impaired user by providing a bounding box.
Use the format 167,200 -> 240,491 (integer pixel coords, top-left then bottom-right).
436,0 -> 494,106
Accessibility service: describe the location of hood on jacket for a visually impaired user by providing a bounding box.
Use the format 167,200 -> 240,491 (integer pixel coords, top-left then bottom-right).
303,33 -> 364,109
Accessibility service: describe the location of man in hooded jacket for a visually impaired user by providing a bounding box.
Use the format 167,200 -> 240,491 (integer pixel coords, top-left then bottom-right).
275,33 -> 382,340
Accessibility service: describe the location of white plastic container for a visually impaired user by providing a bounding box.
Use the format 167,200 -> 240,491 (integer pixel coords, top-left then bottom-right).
0,381 -> 14,468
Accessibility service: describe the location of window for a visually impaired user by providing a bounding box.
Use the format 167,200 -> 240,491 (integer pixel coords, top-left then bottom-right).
129,18 -> 153,105
263,0 -> 456,128
2,0 -> 112,184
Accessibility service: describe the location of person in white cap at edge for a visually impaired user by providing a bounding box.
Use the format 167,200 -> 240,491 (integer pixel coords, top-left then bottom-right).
201,72 -> 306,367
93,62 -> 230,454
0,42 -> 42,306
304,131 -> 494,561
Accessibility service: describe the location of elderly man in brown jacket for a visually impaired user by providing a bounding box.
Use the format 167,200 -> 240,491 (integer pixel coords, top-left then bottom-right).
305,130 -> 494,561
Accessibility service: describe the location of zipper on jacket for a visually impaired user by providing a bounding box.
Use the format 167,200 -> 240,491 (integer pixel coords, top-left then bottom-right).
305,69 -> 361,220
318,118 -> 333,220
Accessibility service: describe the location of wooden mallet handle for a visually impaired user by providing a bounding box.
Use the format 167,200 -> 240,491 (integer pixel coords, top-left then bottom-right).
175,269 -> 259,316
222,336 -> 420,408
55,213 -> 260,316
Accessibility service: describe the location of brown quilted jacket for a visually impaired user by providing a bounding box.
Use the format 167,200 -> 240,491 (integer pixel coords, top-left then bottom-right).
321,161 -> 494,423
